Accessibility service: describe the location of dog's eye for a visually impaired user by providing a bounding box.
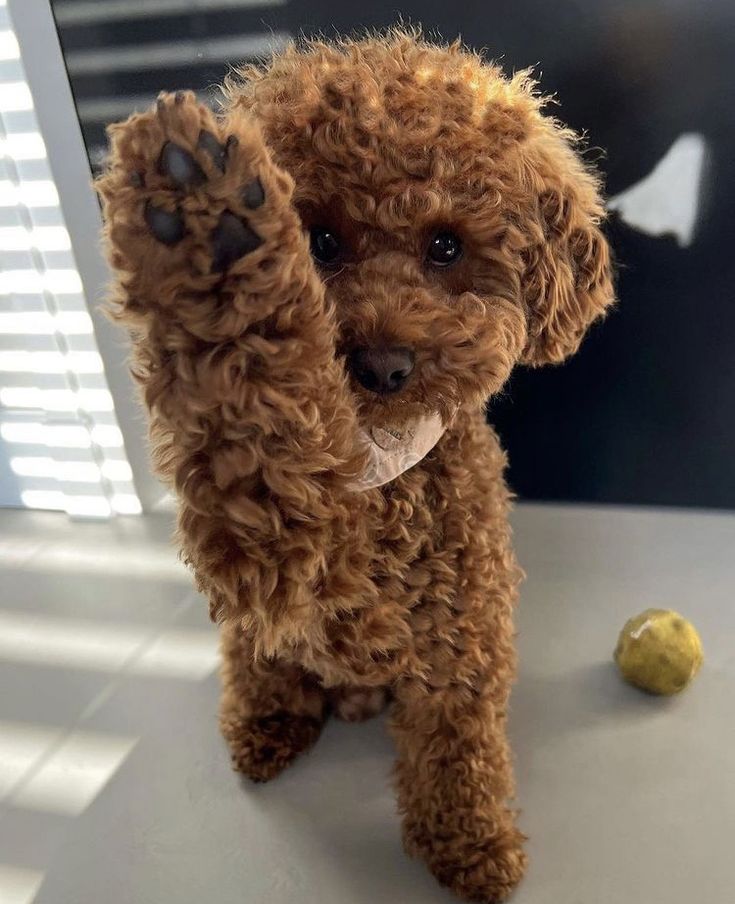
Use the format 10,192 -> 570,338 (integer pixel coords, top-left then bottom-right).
310,226 -> 341,265
427,231 -> 462,267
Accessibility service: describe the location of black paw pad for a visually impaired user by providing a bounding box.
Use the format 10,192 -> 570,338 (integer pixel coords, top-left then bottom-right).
242,177 -> 265,210
197,130 -> 227,172
211,210 -> 262,272
145,201 -> 185,245
158,141 -> 206,188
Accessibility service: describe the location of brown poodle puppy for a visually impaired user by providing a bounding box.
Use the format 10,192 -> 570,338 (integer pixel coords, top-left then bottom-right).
98,29 -> 614,903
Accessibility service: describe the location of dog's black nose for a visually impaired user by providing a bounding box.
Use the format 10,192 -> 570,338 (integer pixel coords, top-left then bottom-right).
348,346 -> 415,395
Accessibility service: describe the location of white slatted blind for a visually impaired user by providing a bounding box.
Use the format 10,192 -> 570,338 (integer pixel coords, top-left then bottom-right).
0,0 -> 140,518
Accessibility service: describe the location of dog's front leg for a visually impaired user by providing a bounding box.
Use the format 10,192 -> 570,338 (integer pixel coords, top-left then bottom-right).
98,93 -> 369,641
391,668 -> 527,903
219,622 -> 327,781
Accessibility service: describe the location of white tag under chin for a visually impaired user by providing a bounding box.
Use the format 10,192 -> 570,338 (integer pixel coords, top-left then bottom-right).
349,412 -> 447,491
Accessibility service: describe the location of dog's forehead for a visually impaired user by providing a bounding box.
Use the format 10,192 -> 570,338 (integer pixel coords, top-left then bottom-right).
241,41 -> 536,203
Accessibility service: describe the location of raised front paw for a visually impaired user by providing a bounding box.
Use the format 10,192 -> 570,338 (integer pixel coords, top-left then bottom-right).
98,91 -> 294,289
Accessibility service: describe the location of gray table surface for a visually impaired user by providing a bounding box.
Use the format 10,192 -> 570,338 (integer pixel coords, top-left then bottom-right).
0,502 -> 733,904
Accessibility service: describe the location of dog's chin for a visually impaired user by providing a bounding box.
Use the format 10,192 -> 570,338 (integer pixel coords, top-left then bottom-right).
352,387 -> 457,433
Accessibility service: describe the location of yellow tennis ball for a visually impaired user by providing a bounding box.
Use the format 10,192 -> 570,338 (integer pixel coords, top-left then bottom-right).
614,608 -> 703,695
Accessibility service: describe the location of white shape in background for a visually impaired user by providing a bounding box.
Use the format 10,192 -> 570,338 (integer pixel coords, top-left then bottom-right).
0,131 -> 46,159
0,350 -> 103,373
0,311 -> 94,335
0,28 -> 20,61
0,179 -> 59,206
1,422 -> 91,448
0,268 -> 82,294
0,81 -> 32,111
607,132 -> 706,248
11,458 -> 102,481
0,865 -> 45,904
0,387 -> 114,412
110,493 -> 142,515
100,459 -> 132,481
20,490 -> 76,513
0,225 -> 71,250
90,424 -> 124,447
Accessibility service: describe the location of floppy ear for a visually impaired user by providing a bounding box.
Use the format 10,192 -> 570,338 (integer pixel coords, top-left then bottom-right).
519,131 -> 615,366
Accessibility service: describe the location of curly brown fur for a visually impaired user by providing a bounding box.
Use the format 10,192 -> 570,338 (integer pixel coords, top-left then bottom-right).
98,29 -> 614,903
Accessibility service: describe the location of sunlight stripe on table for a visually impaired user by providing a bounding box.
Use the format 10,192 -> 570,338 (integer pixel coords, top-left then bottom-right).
0,611 -> 217,680
0,864 -> 45,904
9,728 -> 137,816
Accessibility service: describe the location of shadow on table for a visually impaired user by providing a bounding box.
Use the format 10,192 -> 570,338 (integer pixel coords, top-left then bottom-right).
511,660 -> 683,750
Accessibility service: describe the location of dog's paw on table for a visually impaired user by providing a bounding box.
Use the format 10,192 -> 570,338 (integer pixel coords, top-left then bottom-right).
406,820 -> 528,903
220,709 -> 325,783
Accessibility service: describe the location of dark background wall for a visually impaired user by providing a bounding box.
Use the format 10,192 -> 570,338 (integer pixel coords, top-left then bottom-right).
52,0 -> 735,509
